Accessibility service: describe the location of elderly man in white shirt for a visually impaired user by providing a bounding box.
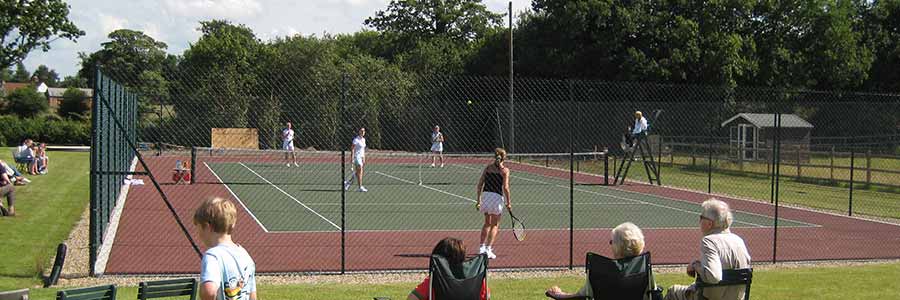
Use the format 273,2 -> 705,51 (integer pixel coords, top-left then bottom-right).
665,199 -> 751,300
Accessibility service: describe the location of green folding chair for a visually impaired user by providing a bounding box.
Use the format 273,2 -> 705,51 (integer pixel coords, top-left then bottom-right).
695,268 -> 753,300
428,253 -> 489,300
138,278 -> 197,300
0,288 -> 29,300
547,252 -> 661,300
57,285 -> 116,300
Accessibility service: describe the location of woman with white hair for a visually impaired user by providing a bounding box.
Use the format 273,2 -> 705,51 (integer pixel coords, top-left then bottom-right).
546,222 -> 656,299
665,199 -> 751,300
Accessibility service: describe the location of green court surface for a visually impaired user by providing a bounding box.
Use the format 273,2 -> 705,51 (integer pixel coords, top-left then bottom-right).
203,161 -> 815,232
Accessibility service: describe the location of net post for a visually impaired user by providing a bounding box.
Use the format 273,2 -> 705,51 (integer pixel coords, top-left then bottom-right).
190,147 -> 196,184
604,150 -> 609,186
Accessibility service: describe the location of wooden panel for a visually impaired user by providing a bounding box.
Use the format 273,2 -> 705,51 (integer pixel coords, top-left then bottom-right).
211,128 -> 259,149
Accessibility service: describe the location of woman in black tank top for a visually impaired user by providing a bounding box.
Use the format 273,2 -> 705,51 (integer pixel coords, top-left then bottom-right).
475,148 -> 512,259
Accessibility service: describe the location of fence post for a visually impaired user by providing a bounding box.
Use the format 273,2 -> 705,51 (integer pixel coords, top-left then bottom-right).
866,149 -> 871,186
669,141 -> 674,166
691,143 -> 696,167
830,146 -> 835,183
796,146 -> 802,179
849,148 -> 855,216
707,143 -> 713,194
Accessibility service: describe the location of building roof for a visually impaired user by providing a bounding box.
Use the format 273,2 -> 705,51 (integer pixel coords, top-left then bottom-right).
721,113 -> 814,128
46,87 -> 93,98
1,82 -> 32,94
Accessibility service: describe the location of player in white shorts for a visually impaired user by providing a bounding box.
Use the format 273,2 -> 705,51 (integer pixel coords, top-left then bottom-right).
282,122 -> 298,167
475,148 -> 512,259
344,127 -> 367,192
430,125 -> 445,168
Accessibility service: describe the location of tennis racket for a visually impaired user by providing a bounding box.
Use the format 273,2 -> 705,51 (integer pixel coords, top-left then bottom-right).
508,208 -> 526,241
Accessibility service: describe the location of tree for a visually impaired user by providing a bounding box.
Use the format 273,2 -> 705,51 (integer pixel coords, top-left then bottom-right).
0,0 -> 84,70
57,87 -> 89,119
173,20 -> 265,146
32,65 -> 60,87
364,0 -> 503,58
77,29 -> 170,87
59,75 -> 88,88
862,0 -> 900,92
4,86 -> 48,117
12,62 -> 30,82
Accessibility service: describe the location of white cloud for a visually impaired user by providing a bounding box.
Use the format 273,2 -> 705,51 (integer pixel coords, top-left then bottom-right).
99,14 -> 129,36
162,0 -> 263,19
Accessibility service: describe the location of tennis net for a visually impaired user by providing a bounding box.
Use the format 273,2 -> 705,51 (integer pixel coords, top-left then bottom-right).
190,147 -> 609,187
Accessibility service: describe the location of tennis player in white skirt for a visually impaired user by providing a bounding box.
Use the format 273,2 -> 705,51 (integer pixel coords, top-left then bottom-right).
475,148 -> 512,259
430,125 -> 445,168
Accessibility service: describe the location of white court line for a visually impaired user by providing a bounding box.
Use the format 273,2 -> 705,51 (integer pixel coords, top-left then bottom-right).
240,162 -> 342,231
373,171 -> 476,203
205,162 -> 270,233
453,164 -> 768,228
301,201 -> 641,206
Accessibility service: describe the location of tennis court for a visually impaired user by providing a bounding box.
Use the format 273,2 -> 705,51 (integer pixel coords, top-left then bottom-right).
100,150 -> 900,274
202,156 -> 813,233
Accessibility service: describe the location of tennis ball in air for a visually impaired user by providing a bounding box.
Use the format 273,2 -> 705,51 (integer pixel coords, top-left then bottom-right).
467,100 -> 473,105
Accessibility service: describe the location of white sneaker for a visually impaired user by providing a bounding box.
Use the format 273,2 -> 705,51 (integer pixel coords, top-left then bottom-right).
21,178 -> 31,183
358,186 -> 368,192
478,245 -> 487,254
440,163 -> 444,168
430,163 -> 435,168
485,248 -> 497,259
294,162 -> 300,167
286,163 -> 291,167
343,181 -> 351,191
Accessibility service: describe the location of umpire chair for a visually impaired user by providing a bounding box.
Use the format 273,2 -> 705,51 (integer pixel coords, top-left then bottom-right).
614,110 -> 662,186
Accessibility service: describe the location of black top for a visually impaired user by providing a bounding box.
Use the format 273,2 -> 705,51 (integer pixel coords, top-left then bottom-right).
483,172 -> 504,195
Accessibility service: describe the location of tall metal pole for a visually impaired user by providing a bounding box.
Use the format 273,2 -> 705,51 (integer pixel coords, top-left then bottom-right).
508,1 -> 515,153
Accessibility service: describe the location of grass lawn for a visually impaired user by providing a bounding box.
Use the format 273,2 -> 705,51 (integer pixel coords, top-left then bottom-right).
2,148 -> 899,299
0,148 -> 90,290
17,262 -> 900,299
561,154 -> 900,220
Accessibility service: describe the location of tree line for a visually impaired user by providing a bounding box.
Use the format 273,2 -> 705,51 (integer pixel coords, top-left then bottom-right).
3,0 -> 898,149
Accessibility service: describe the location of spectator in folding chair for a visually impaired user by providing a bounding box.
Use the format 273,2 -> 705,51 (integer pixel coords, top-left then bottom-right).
546,222 -> 659,300
0,163 -> 17,216
664,199 -> 751,300
408,237 -> 490,300
13,139 -> 35,175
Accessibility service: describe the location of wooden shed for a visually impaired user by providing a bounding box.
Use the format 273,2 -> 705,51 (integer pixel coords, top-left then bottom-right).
721,113 -> 814,161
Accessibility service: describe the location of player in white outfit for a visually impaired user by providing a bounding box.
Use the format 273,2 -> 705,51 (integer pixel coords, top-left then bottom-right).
282,122 -> 298,167
430,125 -> 445,168
344,128 -> 367,192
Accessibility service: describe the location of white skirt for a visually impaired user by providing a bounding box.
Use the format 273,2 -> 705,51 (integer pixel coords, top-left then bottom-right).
283,141 -> 295,151
431,143 -> 443,152
353,155 -> 365,167
480,192 -> 505,215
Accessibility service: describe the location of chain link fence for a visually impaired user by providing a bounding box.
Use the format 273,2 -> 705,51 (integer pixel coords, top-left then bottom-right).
90,65 -> 900,274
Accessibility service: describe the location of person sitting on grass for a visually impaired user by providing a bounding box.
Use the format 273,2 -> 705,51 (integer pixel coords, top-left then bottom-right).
664,199 -> 750,300
408,237 -> 490,300
546,222 -> 657,299
0,160 -> 31,185
193,197 -> 257,300
35,143 -> 48,174
0,162 -> 17,216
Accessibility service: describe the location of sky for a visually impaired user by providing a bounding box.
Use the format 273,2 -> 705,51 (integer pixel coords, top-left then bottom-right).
20,0 -> 533,78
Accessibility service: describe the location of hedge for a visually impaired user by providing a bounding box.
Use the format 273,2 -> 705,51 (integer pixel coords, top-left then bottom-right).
0,115 -> 90,146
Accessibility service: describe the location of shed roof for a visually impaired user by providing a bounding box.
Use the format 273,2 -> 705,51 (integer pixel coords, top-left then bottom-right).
47,87 -> 93,98
721,113 -> 813,128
